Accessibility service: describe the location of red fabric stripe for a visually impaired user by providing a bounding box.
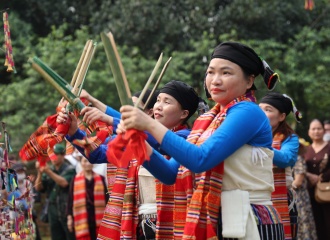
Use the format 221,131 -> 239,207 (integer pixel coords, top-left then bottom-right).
271,133 -> 292,240
73,173 -> 106,239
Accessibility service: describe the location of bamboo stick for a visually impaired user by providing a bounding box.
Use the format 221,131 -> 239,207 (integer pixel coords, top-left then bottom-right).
134,53 -> 163,108
77,41 -> 97,97
107,32 -> 131,100
32,57 -> 72,91
143,57 -> 172,111
70,40 -> 91,87
71,40 -> 95,96
101,32 -> 132,106
29,58 -> 85,111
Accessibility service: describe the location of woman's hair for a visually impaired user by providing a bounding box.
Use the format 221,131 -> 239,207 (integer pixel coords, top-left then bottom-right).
211,41 -> 279,91
273,121 -> 295,140
160,80 -> 200,124
133,89 -> 159,110
310,118 -> 324,128
242,70 -> 255,91
260,92 -> 299,139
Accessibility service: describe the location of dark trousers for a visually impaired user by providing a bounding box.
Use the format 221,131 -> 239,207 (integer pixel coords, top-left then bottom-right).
48,204 -> 75,240
309,193 -> 330,240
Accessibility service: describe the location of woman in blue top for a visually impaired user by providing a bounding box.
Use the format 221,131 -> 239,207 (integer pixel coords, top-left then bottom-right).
79,88 -> 158,133
57,81 -> 201,239
259,92 -> 300,240
119,42 -> 285,240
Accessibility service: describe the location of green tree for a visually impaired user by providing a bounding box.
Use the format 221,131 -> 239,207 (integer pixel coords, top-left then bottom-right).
1,0 -> 103,36
0,24 -> 192,154
2,0 -> 330,153
282,26 -> 330,139
90,0 -> 225,56
0,11 -> 35,84
216,0 -> 313,42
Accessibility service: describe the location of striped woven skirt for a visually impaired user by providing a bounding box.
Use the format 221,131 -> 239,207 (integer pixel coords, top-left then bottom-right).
218,204 -> 285,240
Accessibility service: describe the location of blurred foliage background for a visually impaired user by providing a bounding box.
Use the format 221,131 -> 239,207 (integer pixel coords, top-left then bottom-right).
1,0 -> 330,155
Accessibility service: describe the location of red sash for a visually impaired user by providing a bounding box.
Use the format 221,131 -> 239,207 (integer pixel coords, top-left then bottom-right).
272,133 -> 292,240
73,172 -> 106,239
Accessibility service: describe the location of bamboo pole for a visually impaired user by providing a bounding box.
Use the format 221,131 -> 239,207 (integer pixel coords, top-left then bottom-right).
77,41 -> 97,97
143,57 -> 172,111
107,32 -> 131,100
32,57 -> 72,91
71,40 -> 95,96
101,32 -> 132,106
70,40 -> 91,87
29,58 -> 85,111
134,53 -> 163,108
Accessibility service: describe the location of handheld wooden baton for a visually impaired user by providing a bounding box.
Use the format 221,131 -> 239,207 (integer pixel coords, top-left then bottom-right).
101,32 -> 132,106
29,57 -> 85,111
134,53 -> 163,108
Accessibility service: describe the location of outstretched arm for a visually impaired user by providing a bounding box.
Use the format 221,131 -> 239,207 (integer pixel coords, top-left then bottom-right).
80,89 -> 121,119
273,134 -> 299,168
80,106 -> 114,126
80,89 -> 107,113
120,103 -> 271,174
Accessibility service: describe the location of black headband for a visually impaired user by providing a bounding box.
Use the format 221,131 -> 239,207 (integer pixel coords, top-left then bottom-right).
209,42 -> 279,91
260,92 -> 302,122
212,42 -> 264,77
160,80 -> 199,121
133,89 -> 159,109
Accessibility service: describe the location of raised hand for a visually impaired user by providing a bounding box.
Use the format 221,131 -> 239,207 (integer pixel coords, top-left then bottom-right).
116,119 -> 127,135
56,107 -> 79,136
79,89 -> 92,102
80,106 -> 113,125
120,105 -> 152,131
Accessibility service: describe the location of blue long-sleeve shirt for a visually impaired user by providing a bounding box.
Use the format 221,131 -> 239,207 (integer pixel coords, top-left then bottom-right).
273,134 -> 299,168
65,104 -> 122,162
105,106 -> 121,119
104,106 -> 121,132
68,104 -> 190,163
66,127 -> 191,164
143,102 -> 273,185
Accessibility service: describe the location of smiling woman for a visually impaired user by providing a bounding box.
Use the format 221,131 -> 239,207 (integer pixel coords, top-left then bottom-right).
205,59 -> 254,107
119,41 -> 284,240
154,80 -> 198,129
259,92 -> 301,240
56,80 -> 201,239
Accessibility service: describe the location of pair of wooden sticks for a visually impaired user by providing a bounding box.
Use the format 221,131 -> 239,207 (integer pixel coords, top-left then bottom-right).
31,32 -> 172,113
101,32 -> 172,110
70,40 -> 97,97
29,40 -> 97,111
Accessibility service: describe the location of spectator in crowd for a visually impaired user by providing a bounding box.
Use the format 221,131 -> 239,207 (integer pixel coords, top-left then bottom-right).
67,156 -> 108,239
71,148 -> 107,178
35,143 -> 76,240
292,138 -> 318,240
323,120 -> 330,142
305,119 -> 330,240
